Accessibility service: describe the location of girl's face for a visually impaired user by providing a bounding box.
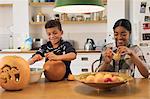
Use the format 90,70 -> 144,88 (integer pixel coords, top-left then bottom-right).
46,27 -> 63,46
114,26 -> 130,47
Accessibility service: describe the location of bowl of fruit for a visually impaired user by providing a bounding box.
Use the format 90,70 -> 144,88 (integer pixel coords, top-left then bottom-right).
75,72 -> 133,89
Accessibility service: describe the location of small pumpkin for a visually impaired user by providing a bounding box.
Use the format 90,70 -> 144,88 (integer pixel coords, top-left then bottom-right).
43,60 -> 66,81
0,56 -> 30,90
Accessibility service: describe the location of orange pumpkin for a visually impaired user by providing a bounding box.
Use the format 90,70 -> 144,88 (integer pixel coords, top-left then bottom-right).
0,56 -> 30,90
43,60 -> 66,81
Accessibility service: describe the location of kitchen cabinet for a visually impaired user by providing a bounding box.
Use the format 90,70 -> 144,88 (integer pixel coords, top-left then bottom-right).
70,53 -> 101,75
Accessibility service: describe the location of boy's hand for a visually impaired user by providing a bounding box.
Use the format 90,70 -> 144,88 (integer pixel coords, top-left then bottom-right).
45,52 -> 59,61
28,54 -> 43,65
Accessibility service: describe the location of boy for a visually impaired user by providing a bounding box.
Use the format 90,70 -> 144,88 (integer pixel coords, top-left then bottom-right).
28,20 -> 76,78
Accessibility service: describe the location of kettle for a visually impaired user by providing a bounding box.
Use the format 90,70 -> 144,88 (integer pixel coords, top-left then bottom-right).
84,38 -> 96,50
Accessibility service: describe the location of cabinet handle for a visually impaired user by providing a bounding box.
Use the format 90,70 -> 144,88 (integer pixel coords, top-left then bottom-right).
81,68 -> 88,72
81,57 -> 88,61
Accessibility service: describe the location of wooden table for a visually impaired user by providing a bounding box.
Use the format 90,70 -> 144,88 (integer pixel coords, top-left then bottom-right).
0,78 -> 150,99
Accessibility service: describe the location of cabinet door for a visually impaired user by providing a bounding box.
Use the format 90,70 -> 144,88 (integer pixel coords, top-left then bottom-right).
70,53 -> 101,75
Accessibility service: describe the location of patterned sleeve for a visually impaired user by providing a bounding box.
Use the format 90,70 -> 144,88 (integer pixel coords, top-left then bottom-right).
32,44 -> 48,57
64,42 -> 76,54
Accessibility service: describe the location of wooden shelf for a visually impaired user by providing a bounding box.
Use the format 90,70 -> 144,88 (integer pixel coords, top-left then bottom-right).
61,20 -> 107,24
30,20 -> 107,25
30,21 -> 46,25
0,4 -> 13,7
30,2 -> 54,6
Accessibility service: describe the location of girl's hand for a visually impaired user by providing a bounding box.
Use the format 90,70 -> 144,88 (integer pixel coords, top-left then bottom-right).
117,46 -> 133,56
45,52 -> 59,61
103,48 -> 113,64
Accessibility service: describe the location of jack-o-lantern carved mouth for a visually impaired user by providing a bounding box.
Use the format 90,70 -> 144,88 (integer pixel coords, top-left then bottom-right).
0,65 -> 20,83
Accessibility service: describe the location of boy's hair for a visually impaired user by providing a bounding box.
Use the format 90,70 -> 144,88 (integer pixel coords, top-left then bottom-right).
45,20 -> 62,31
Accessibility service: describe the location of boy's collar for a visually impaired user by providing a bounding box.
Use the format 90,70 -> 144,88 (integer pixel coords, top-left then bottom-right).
47,38 -> 64,48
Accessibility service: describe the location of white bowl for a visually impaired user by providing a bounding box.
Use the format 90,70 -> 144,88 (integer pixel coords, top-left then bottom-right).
30,68 -> 44,83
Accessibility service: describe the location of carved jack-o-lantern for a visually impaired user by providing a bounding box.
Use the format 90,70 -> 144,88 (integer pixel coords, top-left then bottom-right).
43,60 -> 66,81
0,56 -> 30,90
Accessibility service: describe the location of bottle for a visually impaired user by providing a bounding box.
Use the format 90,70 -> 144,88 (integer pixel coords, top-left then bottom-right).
9,35 -> 13,49
24,35 -> 32,50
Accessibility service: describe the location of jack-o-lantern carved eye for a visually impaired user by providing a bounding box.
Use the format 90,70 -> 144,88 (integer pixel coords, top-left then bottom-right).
10,67 -> 20,82
0,56 -> 30,91
0,65 -> 20,83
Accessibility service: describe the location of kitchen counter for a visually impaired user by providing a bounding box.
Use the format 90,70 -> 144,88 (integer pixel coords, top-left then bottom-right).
0,78 -> 149,99
0,50 -> 101,54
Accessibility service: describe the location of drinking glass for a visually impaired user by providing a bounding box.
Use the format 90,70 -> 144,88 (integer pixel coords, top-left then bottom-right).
119,69 -> 131,76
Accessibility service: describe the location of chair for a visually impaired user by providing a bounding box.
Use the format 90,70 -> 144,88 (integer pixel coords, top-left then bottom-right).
91,54 -> 102,72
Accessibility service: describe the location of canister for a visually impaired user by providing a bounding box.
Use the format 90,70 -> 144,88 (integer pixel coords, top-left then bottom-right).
36,12 -> 45,22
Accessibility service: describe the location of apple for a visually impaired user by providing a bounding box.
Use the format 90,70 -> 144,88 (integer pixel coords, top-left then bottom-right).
95,72 -> 104,78
67,74 -> 75,81
113,52 -> 121,61
103,73 -> 113,79
94,77 -> 104,83
111,76 -> 120,82
117,76 -> 124,81
104,78 -> 113,82
85,75 -> 95,83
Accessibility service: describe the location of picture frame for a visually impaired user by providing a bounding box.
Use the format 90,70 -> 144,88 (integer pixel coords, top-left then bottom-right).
140,2 -> 147,13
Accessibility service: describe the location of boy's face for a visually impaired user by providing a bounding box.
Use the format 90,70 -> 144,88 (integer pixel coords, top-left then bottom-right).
46,27 -> 63,45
